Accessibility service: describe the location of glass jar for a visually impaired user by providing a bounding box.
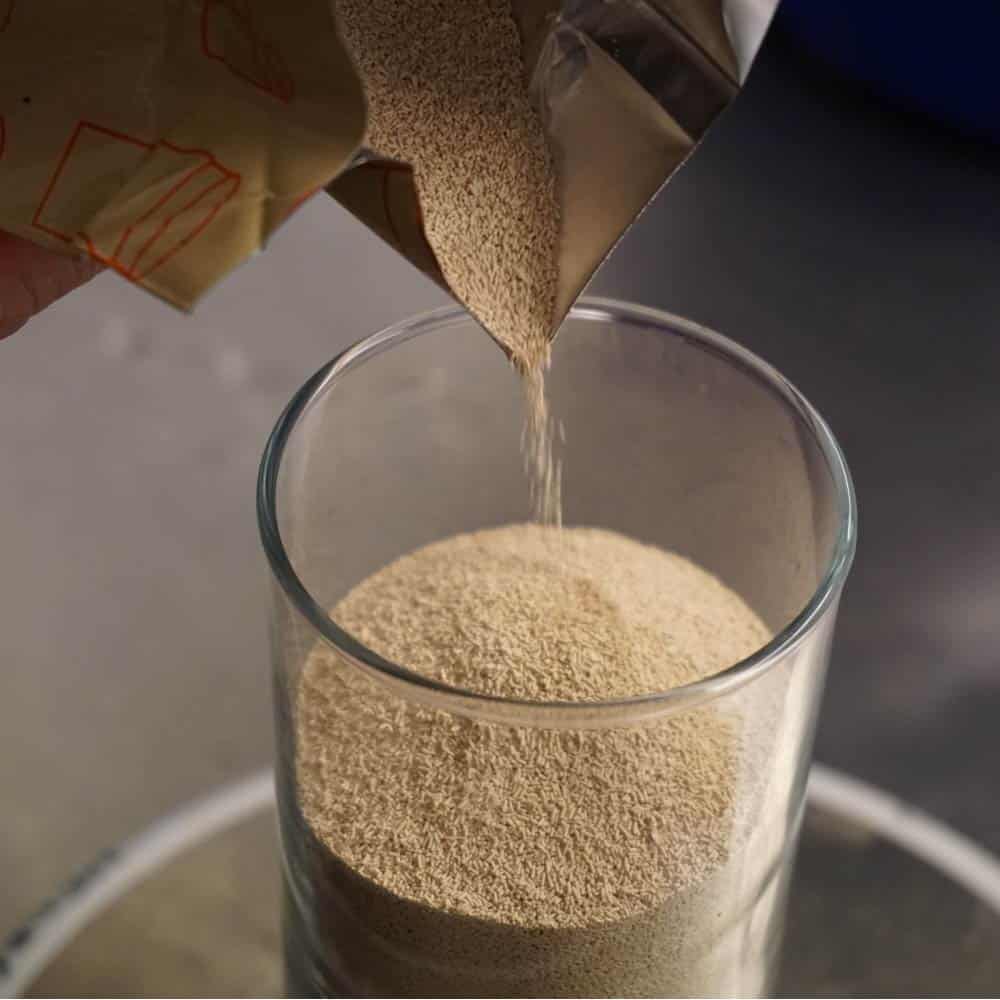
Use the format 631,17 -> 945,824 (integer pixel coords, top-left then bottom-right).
258,299 -> 856,997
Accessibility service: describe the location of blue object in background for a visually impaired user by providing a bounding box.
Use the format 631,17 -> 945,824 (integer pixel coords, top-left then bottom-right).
777,0 -> 1000,143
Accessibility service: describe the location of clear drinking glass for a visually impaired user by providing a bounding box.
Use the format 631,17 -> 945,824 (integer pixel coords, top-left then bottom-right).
258,299 -> 856,998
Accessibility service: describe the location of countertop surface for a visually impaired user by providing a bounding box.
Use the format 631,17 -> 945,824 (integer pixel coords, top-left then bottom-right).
3,25 -> 999,966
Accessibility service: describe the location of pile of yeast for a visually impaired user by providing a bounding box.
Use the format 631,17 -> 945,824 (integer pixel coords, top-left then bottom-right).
297,525 -> 772,996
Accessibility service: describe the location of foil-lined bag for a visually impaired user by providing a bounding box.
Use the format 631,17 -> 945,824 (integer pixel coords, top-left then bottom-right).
0,0 -> 777,321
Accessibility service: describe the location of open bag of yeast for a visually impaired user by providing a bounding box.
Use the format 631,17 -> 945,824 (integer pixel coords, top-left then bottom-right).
0,0 -> 776,365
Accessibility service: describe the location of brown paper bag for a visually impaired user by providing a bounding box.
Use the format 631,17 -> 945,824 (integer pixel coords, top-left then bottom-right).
0,0 -> 777,323
0,0 -> 365,306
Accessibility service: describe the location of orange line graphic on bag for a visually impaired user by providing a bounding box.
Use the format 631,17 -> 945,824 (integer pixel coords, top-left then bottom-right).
32,121 -> 240,282
201,0 -> 294,103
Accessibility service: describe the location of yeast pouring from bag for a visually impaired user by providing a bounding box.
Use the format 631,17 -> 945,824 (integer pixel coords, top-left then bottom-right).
0,0 -> 774,521
323,0 -> 779,524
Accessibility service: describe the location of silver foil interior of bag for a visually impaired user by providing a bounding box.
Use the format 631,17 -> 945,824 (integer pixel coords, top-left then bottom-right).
326,0 -> 779,359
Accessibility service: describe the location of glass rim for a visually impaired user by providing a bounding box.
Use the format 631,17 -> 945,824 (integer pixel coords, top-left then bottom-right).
257,298 -> 857,726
